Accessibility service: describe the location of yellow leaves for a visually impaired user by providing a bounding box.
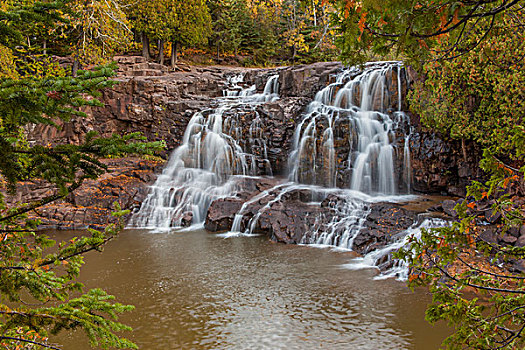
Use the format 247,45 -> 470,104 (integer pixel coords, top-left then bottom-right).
0,44 -> 19,80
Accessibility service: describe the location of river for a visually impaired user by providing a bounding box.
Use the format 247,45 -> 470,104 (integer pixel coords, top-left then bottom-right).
52,228 -> 449,349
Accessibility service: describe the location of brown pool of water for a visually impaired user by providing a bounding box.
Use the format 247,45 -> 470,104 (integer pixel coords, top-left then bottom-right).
50,229 -> 450,350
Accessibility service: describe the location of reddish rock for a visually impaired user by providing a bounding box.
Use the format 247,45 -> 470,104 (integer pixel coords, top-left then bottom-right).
5,157 -> 162,230
205,197 -> 244,232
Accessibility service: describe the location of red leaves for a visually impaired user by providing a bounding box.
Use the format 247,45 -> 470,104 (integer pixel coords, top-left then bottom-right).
46,90 -> 61,100
502,174 -> 519,188
358,11 -> 367,33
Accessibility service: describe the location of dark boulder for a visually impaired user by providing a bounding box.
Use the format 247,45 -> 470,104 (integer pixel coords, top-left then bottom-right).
204,197 -> 243,232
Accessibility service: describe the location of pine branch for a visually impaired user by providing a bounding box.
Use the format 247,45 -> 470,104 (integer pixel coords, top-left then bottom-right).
0,178 -> 85,223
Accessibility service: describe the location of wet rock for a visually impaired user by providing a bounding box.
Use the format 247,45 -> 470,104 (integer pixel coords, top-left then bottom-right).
485,210 -> 502,224
204,177 -> 283,232
516,234 -> 525,248
180,212 -> 193,227
258,203 -> 320,244
510,259 -> 525,274
351,203 -> 416,255
204,197 -> 243,232
244,62 -> 342,99
25,60 -> 487,197
502,234 -> 518,245
17,59 -> 495,233
409,131 -> 484,195
509,226 -> 520,238
442,199 -> 458,217
479,227 -> 499,244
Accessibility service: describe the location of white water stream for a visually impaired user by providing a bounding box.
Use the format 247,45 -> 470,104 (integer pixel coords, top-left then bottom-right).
288,62 -> 411,193
129,74 -> 279,230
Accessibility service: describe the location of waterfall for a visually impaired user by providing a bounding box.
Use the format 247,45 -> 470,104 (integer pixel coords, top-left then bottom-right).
129,74 -> 280,229
130,61 -> 432,280
342,218 -> 447,280
288,62 -> 411,194
302,195 -> 370,249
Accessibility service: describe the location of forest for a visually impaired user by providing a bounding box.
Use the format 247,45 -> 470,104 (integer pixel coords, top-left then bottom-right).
0,0 -> 524,349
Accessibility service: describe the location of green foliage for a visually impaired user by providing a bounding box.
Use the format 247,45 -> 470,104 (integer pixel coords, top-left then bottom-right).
397,169 -> 525,349
0,9 -> 165,345
409,9 -> 525,164
333,1 -> 525,348
55,0 -> 132,66
0,0 -> 67,76
127,0 -> 211,52
0,206 -> 138,349
395,7 -> 525,344
209,0 -> 252,56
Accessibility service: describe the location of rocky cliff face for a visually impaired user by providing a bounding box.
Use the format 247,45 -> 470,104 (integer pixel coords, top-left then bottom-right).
23,57 -> 485,230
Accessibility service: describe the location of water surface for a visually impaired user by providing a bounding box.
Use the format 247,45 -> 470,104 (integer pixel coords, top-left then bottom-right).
53,229 -> 449,349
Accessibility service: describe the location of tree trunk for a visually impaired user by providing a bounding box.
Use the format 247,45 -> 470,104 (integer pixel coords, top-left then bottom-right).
158,39 -> 165,65
43,39 -> 47,55
72,59 -> 80,77
170,41 -> 179,67
461,138 -> 468,162
142,33 -> 150,60
216,42 -> 220,60
312,0 -> 317,26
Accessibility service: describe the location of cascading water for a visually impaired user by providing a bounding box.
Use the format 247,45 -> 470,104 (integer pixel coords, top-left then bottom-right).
342,218 -> 447,280
289,62 -> 411,194
129,74 -> 280,229
284,62 -> 440,279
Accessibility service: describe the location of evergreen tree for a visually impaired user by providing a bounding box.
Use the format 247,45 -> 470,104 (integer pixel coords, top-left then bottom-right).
165,0 -> 211,66
209,0 -> 253,58
0,2 -> 165,348
125,0 -> 211,66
